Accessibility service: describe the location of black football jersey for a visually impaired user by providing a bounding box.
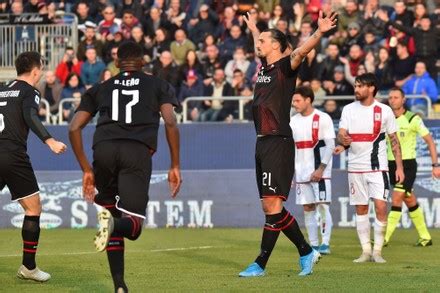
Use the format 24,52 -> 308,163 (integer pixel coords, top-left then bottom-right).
77,71 -> 178,151
252,56 -> 299,137
0,80 -> 41,150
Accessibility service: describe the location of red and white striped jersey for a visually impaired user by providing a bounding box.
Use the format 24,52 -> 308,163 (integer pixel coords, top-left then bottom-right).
290,109 -> 335,182
339,100 -> 397,172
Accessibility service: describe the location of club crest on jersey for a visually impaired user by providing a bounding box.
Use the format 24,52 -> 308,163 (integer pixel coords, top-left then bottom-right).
312,121 -> 319,129
374,113 -> 381,121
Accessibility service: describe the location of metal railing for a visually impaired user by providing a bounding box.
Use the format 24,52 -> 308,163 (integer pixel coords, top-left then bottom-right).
181,94 -> 433,123
0,13 -> 78,75
39,98 -> 50,124
58,97 -> 76,125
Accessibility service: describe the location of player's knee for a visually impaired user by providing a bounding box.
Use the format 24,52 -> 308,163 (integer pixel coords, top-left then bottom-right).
262,198 -> 283,214
126,216 -> 143,241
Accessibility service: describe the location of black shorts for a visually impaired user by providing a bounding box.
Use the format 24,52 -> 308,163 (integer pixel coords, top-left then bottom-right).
93,140 -> 152,218
255,136 -> 295,201
0,149 -> 39,201
388,159 -> 417,195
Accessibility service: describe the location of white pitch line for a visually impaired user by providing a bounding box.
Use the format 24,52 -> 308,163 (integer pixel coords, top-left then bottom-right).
0,245 -> 219,258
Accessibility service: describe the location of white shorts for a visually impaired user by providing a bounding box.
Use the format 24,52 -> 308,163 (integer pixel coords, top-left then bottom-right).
295,179 -> 332,205
348,171 -> 390,205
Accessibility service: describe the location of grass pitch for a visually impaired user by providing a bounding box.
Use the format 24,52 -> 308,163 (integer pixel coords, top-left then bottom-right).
0,228 -> 439,292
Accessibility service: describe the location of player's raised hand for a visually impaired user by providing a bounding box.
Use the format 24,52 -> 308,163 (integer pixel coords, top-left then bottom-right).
333,145 -> 345,155
82,170 -> 96,203
317,10 -> 337,33
395,167 -> 405,184
243,11 -> 258,33
46,138 -> 67,154
168,167 -> 182,198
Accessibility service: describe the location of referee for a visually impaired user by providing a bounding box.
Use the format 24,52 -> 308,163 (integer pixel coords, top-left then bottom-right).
385,87 -> 440,247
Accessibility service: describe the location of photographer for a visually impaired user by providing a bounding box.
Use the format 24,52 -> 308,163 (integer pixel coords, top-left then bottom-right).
55,47 -> 83,84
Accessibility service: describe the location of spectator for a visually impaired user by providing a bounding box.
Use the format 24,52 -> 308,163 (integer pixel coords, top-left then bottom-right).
298,48 -> 319,83
359,0 -> 387,37
323,65 -> 354,98
413,3 -> 428,28
402,61 -> 438,115
37,70 -> 63,119
337,0 -> 362,32
231,69 -> 251,96
198,34 -> 217,60
257,0 -> 280,19
218,6 -> 241,40
10,1 -> 23,15
363,31 -> 380,53
268,5 -> 284,29
379,11 -> 439,81
75,2 -> 93,25
165,0 -> 186,35
56,47 -> 83,84
98,5 -> 122,39
120,9 -> 140,40
178,70 -> 205,121
170,29 -> 196,66
80,48 -> 106,88
391,1 -> 414,28
310,78 -> 326,101
188,4 -> 219,47
102,31 -> 124,64
201,68 -> 234,122
116,0 -> 143,21
240,86 -> 254,121
77,22 -> 104,61
100,69 -> 113,83
130,26 -> 150,59
60,73 -> 85,122
201,44 -> 223,85
224,47 -> 250,84
24,0 -> 39,13
219,24 -> 247,64
179,50 -> 204,82
318,43 -> 343,82
341,22 -> 363,56
375,47 -> 395,93
107,47 -> 120,76
384,20 -> 416,56
391,40 -> 417,87
152,51 -> 180,90
323,99 -> 341,120
143,7 -> 170,39
146,27 -> 172,60
347,44 -> 364,77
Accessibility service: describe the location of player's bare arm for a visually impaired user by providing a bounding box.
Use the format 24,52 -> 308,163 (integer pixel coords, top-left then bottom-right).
290,11 -> 337,70
422,134 -> 440,178
310,163 -> 327,182
243,11 -> 260,54
389,132 -> 405,184
68,111 -> 95,202
160,103 -> 182,198
337,128 -> 352,146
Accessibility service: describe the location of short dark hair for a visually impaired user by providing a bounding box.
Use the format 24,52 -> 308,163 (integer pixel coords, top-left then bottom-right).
294,86 -> 315,103
355,73 -> 379,96
389,87 -> 405,98
263,29 -> 289,53
15,51 -> 42,76
117,41 -> 143,60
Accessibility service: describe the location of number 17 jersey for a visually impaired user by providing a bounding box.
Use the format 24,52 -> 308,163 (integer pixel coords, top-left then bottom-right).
77,71 -> 178,151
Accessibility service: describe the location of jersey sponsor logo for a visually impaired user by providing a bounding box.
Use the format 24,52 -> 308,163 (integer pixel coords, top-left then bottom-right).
34,95 -> 40,105
114,78 -> 140,87
0,90 -> 20,98
256,75 -> 272,83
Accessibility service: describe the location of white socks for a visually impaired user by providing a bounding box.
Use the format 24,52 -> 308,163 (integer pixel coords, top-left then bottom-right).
356,214 -> 371,254
304,210 -> 319,247
318,204 -> 333,246
373,219 -> 387,253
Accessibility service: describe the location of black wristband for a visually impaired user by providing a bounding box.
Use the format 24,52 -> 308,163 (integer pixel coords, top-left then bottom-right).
432,163 -> 440,168
343,145 -> 350,150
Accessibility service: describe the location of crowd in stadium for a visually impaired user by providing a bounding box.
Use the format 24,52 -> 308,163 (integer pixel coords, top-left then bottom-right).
1,0 -> 439,122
